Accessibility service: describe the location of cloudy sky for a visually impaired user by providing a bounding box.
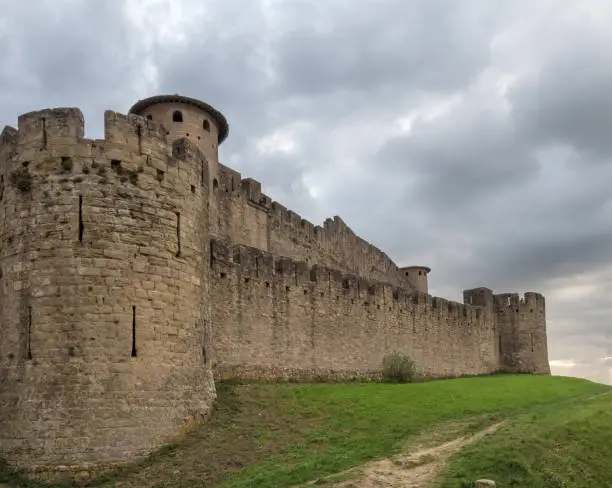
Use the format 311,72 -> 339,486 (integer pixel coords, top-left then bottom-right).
2,0 -> 612,384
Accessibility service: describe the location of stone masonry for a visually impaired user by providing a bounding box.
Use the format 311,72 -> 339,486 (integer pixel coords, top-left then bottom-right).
0,94 -> 551,478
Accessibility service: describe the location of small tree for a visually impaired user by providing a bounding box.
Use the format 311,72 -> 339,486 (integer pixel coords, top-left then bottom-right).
382,352 -> 416,383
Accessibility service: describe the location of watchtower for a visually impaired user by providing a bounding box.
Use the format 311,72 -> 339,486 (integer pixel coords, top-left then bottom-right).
399,265 -> 431,294
0,100 -> 221,478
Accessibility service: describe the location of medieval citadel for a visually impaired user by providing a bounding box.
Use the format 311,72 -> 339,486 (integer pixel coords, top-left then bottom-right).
0,94 -> 550,478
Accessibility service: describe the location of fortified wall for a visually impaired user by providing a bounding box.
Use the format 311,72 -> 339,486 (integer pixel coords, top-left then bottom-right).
0,94 -> 550,479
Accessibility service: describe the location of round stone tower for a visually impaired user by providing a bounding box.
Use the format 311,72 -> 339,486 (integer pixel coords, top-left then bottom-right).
0,99 -> 222,479
399,265 -> 431,294
128,94 -> 228,187
129,94 -> 228,236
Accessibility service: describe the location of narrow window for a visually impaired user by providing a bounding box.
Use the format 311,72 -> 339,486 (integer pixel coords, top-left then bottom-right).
176,212 -> 181,256
41,117 -> 47,149
530,333 -> 534,352
212,178 -> 219,190
78,195 -> 84,243
498,335 -> 502,355
200,160 -> 205,187
0,175 -> 4,201
172,110 -> 183,123
203,119 -> 210,132
131,306 -> 137,357
27,306 -> 32,360
136,124 -> 143,155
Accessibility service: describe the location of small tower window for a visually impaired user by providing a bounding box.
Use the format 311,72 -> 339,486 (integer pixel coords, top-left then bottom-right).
146,114 -> 153,120
203,119 -> 210,132
172,110 -> 183,123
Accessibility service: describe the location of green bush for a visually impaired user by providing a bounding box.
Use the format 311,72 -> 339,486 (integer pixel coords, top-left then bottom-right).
382,352 -> 416,383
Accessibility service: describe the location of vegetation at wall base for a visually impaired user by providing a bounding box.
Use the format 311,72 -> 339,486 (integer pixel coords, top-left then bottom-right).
381,352 -> 417,383
0,375 -> 609,488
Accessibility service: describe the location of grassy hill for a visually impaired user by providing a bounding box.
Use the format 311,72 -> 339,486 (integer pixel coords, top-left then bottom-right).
1,375 -> 610,488
437,385 -> 612,487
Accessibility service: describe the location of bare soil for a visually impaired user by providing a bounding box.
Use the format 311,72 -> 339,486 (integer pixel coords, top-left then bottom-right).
301,422 -> 504,488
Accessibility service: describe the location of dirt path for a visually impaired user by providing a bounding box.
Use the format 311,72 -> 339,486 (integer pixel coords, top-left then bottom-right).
303,421 -> 504,488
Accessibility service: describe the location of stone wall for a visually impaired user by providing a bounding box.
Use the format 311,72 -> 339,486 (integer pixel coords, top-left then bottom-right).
495,292 -> 550,374
212,166 -> 409,287
0,109 -> 216,476
210,240 -> 501,380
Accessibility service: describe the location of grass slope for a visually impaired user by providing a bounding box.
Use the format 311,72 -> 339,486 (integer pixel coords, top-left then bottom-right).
436,388 -> 612,488
1,375 -> 608,488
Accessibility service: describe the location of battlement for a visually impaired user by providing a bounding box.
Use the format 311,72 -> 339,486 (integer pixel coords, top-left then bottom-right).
17,107 -> 84,152
3,107 -> 195,162
0,107 -> 215,201
210,238 -> 488,326
494,291 -> 545,313
209,162 -> 406,285
0,125 -> 18,147
0,126 -> 18,172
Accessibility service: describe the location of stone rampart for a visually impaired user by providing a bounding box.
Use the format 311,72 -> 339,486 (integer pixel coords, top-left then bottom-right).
212,165 -> 408,287
210,239 -> 500,381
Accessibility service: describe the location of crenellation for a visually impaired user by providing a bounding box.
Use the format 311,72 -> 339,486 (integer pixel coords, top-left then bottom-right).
102,110 -> 141,152
0,94 -> 550,481
494,292 -> 518,308
257,192 -> 272,209
17,108 -> 84,157
240,177 -> 261,201
0,126 -> 18,165
218,164 -> 240,194
463,287 -> 494,309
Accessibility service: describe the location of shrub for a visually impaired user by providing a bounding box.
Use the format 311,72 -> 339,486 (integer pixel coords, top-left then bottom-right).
382,352 -> 416,383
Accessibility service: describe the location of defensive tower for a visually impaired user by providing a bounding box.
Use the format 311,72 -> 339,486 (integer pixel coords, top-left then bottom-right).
494,292 -> 551,375
129,94 -> 229,237
399,265 -> 430,294
0,102 -> 220,477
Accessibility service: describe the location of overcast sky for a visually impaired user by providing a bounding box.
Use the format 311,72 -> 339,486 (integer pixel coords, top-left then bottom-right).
1,0 -> 611,385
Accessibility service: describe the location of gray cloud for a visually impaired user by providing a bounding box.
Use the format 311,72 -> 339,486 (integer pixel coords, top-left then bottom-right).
0,1 -> 147,130
1,0 -> 611,384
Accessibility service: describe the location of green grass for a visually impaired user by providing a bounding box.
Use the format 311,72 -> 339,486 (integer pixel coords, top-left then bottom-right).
1,375 -> 608,488
436,388 -> 612,488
